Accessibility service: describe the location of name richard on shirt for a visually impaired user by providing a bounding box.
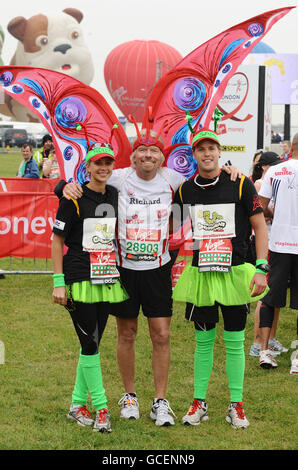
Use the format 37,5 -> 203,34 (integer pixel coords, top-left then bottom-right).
129,197 -> 161,205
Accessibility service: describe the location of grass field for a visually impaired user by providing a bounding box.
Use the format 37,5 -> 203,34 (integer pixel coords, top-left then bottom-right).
0,273 -> 297,452
0,148 -> 30,177
0,151 -> 297,453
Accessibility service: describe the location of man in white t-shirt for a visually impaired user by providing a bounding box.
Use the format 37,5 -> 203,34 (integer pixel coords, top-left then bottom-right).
58,129 -> 185,425
108,132 -> 185,426
258,133 -> 298,374
57,128 -> 240,424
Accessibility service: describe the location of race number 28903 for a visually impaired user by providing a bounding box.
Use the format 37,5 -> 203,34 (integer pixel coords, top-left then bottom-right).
126,241 -> 159,254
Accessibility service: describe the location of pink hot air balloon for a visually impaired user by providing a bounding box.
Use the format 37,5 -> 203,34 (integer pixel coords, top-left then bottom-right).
104,40 -> 182,122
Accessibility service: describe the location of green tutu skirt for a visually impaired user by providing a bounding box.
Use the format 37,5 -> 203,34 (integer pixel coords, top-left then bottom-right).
172,263 -> 268,307
68,280 -> 129,304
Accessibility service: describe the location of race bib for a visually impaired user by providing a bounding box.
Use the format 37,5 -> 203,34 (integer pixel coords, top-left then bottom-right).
125,227 -> 161,262
190,204 -> 236,240
90,252 -> 120,285
122,204 -> 169,262
198,238 -> 233,273
82,218 -> 119,284
82,218 -> 115,253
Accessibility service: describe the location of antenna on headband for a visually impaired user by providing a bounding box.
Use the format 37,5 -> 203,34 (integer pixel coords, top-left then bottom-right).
128,114 -> 141,140
185,111 -> 195,134
75,122 -> 91,148
109,123 -> 119,145
76,122 -> 120,150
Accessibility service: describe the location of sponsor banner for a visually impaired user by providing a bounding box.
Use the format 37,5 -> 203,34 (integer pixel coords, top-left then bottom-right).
0,177 -> 57,193
217,65 -> 270,176
0,192 -> 58,258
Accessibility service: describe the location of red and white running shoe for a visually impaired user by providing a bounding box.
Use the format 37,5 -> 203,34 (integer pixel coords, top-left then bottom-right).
226,402 -> 250,429
290,358 -> 298,375
67,405 -> 94,426
182,399 -> 209,426
93,408 -> 112,433
259,349 -> 278,369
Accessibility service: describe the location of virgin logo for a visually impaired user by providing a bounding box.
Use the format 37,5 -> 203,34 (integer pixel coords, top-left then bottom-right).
96,252 -> 114,265
204,239 -> 226,252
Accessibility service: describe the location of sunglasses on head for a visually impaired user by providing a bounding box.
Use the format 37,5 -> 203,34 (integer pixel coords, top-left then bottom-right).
88,142 -> 113,151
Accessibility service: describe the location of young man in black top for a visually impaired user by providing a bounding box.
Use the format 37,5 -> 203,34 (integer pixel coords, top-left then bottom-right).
172,128 -> 268,428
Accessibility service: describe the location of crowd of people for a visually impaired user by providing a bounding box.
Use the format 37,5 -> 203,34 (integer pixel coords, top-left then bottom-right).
16,134 -> 60,180
48,123 -> 297,434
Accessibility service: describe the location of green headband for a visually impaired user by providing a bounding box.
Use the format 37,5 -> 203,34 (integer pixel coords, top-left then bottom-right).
192,130 -> 220,147
85,146 -> 115,163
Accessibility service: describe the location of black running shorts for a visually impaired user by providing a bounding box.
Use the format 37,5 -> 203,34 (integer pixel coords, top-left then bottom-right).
110,262 -> 173,318
186,303 -> 249,332
262,251 -> 298,309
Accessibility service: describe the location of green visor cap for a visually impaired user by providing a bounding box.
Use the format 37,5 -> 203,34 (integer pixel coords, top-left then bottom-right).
192,129 -> 221,148
85,146 -> 115,163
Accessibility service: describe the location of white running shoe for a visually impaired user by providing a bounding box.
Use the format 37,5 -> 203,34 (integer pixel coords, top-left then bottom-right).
226,402 -> 250,429
259,349 -> 278,369
249,343 -> 261,357
290,358 -> 298,375
249,343 -> 279,357
118,393 -> 140,419
67,404 -> 94,426
150,398 -> 176,426
93,408 -> 112,433
182,399 -> 209,426
269,338 -> 288,353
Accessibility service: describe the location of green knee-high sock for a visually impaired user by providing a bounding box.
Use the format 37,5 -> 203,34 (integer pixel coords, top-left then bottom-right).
194,328 -> 216,400
71,352 -> 89,405
224,330 -> 245,403
80,352 -> 107,411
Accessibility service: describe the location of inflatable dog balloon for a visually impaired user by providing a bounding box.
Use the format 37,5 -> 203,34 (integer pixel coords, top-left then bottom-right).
0,8 -> 94,122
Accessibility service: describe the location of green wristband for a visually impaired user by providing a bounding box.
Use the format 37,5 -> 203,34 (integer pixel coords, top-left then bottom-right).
256,259 -> 268,266
53,273 -> 66,288
255,268 -> 267,275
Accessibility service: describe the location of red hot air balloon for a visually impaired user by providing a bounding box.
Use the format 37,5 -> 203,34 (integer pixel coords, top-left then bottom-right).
104,40 -> 183,123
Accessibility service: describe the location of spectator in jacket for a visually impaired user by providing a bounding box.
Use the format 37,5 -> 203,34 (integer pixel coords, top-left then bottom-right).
17,144 -> 40,178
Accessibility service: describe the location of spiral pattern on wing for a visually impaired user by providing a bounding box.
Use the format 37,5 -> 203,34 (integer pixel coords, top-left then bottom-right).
248,22 -> 263,37
167,146 -> 197,179
174,77 -> 206,111
55,97 -> 87,128
0,71 -> 13,87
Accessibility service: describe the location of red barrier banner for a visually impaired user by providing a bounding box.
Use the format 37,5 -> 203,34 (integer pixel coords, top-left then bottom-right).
0,192 -> 58,259
0,177 -> 57,193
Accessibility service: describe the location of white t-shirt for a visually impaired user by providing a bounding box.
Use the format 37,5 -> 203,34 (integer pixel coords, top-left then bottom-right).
259,159 -> 298,254
108,167 -> 185,270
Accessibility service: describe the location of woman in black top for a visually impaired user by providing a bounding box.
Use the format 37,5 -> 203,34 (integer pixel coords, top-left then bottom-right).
52,143 -> 127,433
